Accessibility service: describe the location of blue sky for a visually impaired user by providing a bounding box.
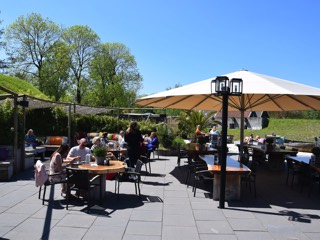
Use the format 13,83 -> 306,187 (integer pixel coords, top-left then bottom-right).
1,0 -> 319,96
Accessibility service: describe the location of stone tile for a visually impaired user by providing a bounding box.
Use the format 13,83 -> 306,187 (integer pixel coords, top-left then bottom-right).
193,209 -> 227,221
235,231 -> 276,240
162,226 -> 199,240
164,190 -> 189,198
5,202 -> 44,215
222,208 -> 255,218
126,221 -> 162,235
0,212 -> 29,226
93,213 -> 130,227
163,203 -> 193,215
43,226 -> 87,240
200,234 -> 238,240
2,217 -> 58,239
191,201 -> 219,210
196,220 -> 233,234
31,206 -> 69,220
122,234 -> 161,240
83,225 -> 124,240
163,214 -> 196,226
228,218 -> 266,231
163,197 -> 191,204
0,226 -> 13,237
57,214 -> 97,228
130,209 -> 162,221
305,232 -> 320,240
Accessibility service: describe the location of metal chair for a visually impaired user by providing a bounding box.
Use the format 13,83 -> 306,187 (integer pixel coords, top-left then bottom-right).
39,171 -> 67,205
286,158 -> 302,188
209,134 -> 219,148
140,154 -> 151,174
115,159 -> 144,197
65,167 -> 100,210
192,166 -> 214,197
177,145 -> 189,166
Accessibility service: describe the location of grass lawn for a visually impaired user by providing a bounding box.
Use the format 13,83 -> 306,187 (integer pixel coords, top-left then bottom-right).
227,118 -> 320,142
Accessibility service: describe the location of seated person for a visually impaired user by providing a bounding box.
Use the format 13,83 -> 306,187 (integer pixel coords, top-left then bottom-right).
195,125 -> 207,144
25,129 -> 37,147
49,144 -> 70,197
66,138 -> 93,162
146,132 -> 159,151
143,134 -> 151,144
91,136 -> 116,160
118,130 -> 126,147
209,124 -> 220,135
244,134 -> 254,144
100,132 -> 109,146
195,125 -> 206,136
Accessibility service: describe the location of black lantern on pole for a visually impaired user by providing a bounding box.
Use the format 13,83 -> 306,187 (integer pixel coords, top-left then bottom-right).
211,76 -> 243,209
230,78 -> 243,95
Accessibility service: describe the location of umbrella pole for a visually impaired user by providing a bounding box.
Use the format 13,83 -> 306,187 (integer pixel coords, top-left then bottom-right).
239,95 -> 245,157
219,92 -> 228,209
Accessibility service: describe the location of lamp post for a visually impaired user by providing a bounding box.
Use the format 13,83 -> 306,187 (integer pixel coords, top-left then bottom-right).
211,76 -> 243,208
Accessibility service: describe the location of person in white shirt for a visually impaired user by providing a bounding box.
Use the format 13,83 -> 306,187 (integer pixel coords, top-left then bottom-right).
118,130 -> 125,146
66,138 -> 92,162
209,125 -> 220,135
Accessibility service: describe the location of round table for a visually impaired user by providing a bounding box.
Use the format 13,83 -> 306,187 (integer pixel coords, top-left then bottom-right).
78,160 -> 126,200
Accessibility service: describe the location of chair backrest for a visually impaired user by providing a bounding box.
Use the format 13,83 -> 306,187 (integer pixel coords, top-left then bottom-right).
135,160 -> 144,173
66,167 -> 89,189
34,160 -> 48,187
239,154 -> 249,166
249,161 -> 258,173
243,145 -> 250,154
209,134 -> 219,143
286,158 -> 294,170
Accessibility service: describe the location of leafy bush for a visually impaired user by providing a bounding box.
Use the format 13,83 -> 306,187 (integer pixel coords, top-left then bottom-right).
93,146 -> 106,157
157,124 -> 175,149
172,136 -> 186,150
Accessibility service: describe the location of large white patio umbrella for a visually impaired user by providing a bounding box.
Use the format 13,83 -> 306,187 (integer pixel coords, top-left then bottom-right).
135,69 -> 320,149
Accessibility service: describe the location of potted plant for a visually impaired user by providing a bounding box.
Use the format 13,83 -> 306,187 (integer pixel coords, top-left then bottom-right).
93,146 -> 107,165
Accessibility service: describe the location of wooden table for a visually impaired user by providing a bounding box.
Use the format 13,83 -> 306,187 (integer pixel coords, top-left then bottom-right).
248,144 -> 298,171
78,160 -> 126,200
199,155 -> 251,200
25,146 -> 46,161
108,148 -> 127,160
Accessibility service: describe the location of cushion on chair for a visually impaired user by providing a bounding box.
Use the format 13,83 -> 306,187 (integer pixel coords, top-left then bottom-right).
45,136 -> 68,145
111,134 -> 119,141
87,132 -> 99,138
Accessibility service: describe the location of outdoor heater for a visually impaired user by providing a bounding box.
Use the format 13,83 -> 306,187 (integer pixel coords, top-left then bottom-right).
211,76 -> 243,208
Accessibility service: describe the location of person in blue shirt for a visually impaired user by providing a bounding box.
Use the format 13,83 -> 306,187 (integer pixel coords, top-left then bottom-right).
147,132 -> 159,151
25,129 -> 36,147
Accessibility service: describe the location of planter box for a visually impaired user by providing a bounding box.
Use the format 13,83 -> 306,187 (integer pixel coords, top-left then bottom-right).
157,149 -> 178,156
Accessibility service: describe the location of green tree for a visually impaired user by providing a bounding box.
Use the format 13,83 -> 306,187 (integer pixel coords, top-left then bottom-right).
89,42 -> 142,107
41,41 -> 71,101
62,25 -> 100,103
0,13 -> 7,73
4,13 -> 61,90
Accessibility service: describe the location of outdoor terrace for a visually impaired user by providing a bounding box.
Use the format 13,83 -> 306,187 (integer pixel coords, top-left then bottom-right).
1,149 -> 320,239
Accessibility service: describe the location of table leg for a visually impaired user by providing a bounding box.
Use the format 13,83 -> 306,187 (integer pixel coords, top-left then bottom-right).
213,174 -> 241,200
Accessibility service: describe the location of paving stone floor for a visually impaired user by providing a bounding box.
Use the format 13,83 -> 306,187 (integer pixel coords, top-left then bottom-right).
1,152 -> 320,240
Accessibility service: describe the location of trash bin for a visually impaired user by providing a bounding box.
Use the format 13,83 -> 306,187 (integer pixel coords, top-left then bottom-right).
229,123 -> 235,129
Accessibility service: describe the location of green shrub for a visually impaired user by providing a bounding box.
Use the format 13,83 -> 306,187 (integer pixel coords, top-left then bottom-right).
172,136 -> 186,150
93,146 -> 106,157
